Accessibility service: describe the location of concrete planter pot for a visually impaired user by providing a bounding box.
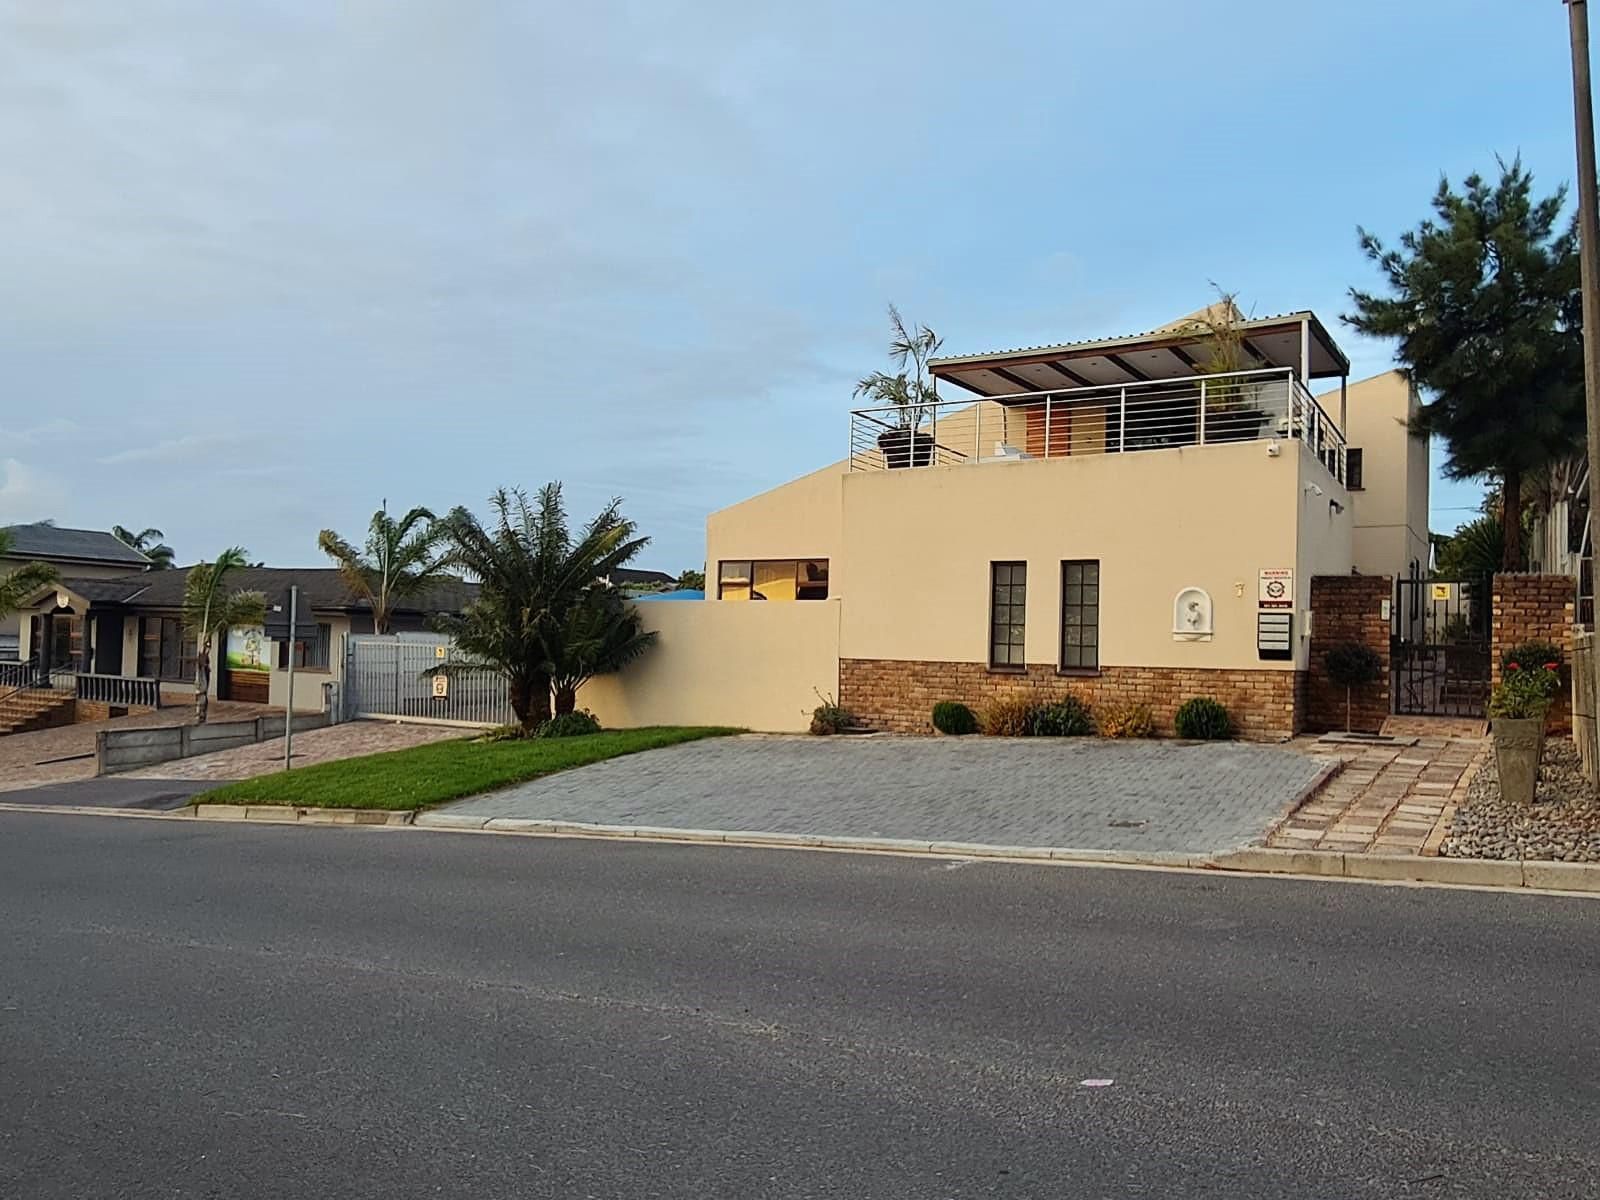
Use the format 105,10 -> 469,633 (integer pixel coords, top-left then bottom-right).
1491,715 -> 1547,806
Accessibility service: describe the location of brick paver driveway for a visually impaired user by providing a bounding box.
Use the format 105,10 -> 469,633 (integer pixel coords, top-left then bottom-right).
442,736 -> 1331,854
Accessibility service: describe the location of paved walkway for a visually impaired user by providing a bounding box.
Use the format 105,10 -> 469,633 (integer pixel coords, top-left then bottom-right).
123,720 -> 468,781
442,736 -> 1330,855
0,702 -> 265,792
1270,731 -> 1487,855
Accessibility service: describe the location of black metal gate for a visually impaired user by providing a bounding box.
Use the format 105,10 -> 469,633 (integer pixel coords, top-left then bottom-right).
1391,575 -> 1491,717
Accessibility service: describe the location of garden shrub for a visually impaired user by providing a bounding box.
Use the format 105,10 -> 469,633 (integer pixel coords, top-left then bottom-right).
982,697 -> 1038,737
1098,700 -> 1154,739
1488,669 -> 1556,720
480,722 -> 528,743
537,709 -> 602,738
931,700 -> 978,735
1501,639 -> 1563,673
809,697 -> 857,735
1026,695 -> 1094,737
1174,696 -> 1231,740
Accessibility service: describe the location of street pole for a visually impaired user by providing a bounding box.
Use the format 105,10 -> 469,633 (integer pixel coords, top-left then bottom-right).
283,585 -> 297,771
1568,1 -> 1600,776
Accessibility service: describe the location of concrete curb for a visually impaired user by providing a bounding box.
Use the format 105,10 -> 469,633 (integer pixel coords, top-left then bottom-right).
1210,846 -> 1600,893
186,803 -> 413,827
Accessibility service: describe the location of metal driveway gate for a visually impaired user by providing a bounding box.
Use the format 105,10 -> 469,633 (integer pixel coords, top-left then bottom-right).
1391,575 -> 1491,717
344,634 -> 512,727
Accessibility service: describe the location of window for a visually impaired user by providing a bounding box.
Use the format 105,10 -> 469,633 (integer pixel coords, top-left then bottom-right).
1345,447 -> 1364,490
137,616 -> 196,681
1060,560 -> 1100,671
717,560 -> 829,601
989,562 -> 1026,668
277,623 -> 332,670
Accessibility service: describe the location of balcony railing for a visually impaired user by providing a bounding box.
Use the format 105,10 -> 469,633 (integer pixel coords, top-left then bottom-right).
76,673 -> 162,709
848,367 -> 1347,484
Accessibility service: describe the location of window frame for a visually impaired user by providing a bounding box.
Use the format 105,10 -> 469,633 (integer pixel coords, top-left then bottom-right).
276,623 -> 332,672
988,561 -> 1027,671
717,559 -> 829,601
1345,447 -> 1364,491
1059,559 -> 1101,674
137,615 -> 196,682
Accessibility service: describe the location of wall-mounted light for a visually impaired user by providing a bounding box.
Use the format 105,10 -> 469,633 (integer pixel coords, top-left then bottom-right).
1266,439 -> 1281,457
1329,498 -> 1345,515
1304,483 -> 1325,498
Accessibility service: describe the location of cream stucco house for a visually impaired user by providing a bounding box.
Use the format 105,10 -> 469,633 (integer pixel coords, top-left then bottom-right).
683,307 -> 1428,739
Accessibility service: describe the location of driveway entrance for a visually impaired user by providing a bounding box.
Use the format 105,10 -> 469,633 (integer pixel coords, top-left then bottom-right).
441,736 -> 1330,855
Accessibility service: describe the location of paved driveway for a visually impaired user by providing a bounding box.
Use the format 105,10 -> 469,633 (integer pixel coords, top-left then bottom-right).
442,736 -> 1330,854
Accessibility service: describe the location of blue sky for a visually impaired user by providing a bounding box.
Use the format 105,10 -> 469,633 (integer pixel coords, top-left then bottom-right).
0,1 -> 1582,570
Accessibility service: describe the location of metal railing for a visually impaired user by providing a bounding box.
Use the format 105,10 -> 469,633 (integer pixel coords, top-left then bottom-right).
848,367 -> 1347,483
76,673 -> 161,709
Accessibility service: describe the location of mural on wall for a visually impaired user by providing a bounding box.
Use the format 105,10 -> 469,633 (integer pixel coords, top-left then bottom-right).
225,626 -> 269,671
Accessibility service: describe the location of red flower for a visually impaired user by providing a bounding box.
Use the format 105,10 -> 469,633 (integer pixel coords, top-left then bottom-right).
1507,662 -> 1521,671
1544,662 -> 1559,672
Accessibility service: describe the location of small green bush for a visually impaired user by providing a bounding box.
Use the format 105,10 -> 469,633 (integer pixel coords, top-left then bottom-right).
1501,662 -> 1562,703
1026,695 -> 1094,737
480,722 -> 528,743
982,697 -> 1038,737
1099,700 -> 1155,739
537,710 -> 602,738
1174,696 -> 1231,740
932,700 -> 978,735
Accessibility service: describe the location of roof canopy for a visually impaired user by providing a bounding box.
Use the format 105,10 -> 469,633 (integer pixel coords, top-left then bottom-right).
929,309 -> 1349,399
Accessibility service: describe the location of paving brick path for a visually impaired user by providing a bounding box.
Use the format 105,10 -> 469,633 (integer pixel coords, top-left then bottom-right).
444,735 -> 1330,855
1270,732 -> 1487,855
123,720 -> 467,781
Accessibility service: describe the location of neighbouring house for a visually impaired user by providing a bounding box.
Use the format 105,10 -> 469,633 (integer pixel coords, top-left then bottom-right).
13,567 -> 476,713
1,524 -> 152,660
1527,458 -> 1592,627
608,567 -> 677,591
583,303 -> 1429,737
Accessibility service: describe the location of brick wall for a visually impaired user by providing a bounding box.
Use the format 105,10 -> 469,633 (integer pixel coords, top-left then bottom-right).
839,659 -> 1301,741
1305,575 -> 1392,733
1492,573 -> 1576,736
73,701 -> 156,723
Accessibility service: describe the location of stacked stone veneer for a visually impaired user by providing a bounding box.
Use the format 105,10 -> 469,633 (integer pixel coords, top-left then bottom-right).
1304,575 -> 1392,734
1492,573 -> 1577,736
839,659 -> 1300,741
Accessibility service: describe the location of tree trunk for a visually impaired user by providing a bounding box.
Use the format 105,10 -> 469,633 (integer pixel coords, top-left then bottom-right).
194,644 -> 210,725
510,673 -> 553,733
553,686 -> 576,715
1502,469 -> 1523,571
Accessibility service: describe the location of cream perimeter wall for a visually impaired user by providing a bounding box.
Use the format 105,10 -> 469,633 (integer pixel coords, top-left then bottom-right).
839,439 -> 1350,672
582,600 -> 840,733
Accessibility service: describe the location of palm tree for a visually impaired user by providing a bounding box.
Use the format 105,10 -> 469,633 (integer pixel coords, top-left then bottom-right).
0,529 -> 58,623
434,485 -> 649,732
550,587 -> 656,715
854,304 -> 943,430
111,525 -> 175,570
181,549 -> 266,723
317,504 -> 444,635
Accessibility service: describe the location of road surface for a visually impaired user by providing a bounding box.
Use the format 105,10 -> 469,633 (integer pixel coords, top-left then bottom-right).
2,814 -> 1596,1198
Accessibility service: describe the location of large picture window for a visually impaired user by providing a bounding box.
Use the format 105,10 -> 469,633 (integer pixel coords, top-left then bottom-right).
1060,560 -> 1100,671
137,616 -> 196,682
989,562 -> 1026,668
717,559 -> 829,601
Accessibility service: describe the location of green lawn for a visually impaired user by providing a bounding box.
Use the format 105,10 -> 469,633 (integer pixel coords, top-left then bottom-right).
200,726 -> 741,811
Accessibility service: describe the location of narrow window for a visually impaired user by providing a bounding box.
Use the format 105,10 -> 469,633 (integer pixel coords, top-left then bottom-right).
719,559 -> 829,600
718,561 -> 753,601
989,562 -> 1026,668
1060,560 -> 1100,671
1345,447 -> 1364,490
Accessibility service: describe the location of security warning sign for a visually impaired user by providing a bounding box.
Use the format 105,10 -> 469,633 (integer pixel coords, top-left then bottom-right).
1258,568 -> 1294,609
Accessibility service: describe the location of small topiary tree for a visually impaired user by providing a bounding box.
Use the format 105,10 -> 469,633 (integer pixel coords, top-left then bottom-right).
1323,642 -> 1384,733
1026,695 -> 1094,736
932,700 -> 978,735
1174,696 -> 1231,740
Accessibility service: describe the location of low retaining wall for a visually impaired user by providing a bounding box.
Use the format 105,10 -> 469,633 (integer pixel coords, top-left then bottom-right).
97,711 -> 331,776
838,658 -> 1301,740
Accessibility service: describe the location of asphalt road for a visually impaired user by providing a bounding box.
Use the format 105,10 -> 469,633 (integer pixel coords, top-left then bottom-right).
1,777 -> 211,809
2,815 -> 1597,1199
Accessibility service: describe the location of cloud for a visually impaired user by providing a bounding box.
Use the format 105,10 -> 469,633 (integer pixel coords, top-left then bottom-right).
97,432 -> 248,466
0,418 -> 80,447
0,457 -> 66,519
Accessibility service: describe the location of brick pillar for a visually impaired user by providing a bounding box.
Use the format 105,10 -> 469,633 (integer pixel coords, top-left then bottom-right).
1306,575 -> 1392,733
1491,573 -> 1577,736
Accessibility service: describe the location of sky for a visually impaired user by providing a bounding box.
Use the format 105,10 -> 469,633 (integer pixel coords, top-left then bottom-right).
0,0 -> 1584,571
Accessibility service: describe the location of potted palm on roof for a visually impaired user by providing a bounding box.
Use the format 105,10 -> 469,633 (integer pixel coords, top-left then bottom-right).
855,305 -> 942,468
